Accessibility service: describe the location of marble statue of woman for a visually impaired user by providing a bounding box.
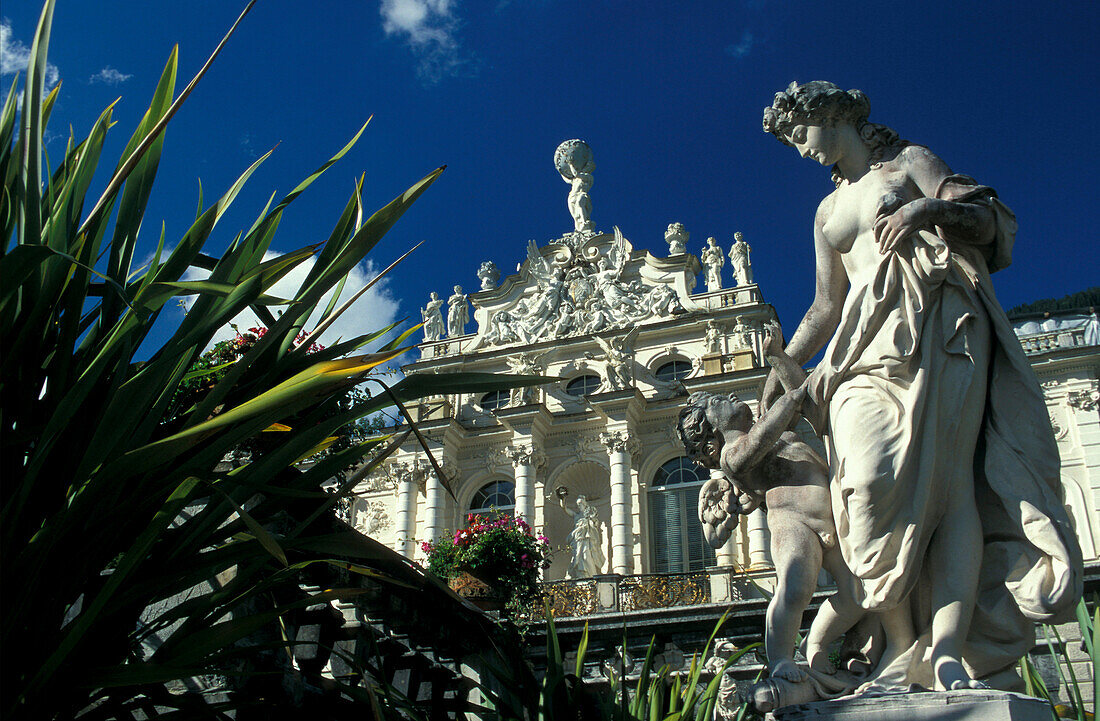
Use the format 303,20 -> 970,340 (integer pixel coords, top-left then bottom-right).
421,292 -> 445,342
447,285 -> 469,338
555,487 -> 605,579
701,237 -> 725,292
728,232 -> 753,286
761,81 -> 1082,694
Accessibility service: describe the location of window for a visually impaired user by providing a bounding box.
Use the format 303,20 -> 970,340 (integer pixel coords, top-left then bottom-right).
565,374 -> 601,396
469,480 -> 515,515
479,390 -> 508,410
648,457 -> 717,573
655,360 -> 692,382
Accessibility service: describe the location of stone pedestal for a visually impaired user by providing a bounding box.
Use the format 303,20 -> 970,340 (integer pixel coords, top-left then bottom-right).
770,690 -> 1054,721
728,348 -> 755,371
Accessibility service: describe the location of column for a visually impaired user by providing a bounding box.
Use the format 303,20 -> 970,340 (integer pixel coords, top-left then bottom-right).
746,507 -> 772,570
712,469 -> 737,567
423,470 -> 445,546
600,430 -> 637,575
506,444 -> 545,523
392,463 -> 419,559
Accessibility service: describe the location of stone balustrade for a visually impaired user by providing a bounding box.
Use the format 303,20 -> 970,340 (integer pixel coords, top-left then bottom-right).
1017,327 -> 1090,355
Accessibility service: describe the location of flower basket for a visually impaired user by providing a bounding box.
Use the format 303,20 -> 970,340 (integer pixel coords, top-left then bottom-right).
448,567 -> 508,611
423,512 -> 552,613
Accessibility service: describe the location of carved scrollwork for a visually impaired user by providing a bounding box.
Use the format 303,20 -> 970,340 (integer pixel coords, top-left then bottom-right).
503,443 -> 547,469
599,430 -> 639,455
1067,389 -> 1099,412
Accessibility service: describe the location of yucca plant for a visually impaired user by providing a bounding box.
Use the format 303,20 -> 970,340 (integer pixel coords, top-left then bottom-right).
1,2 -> 546,718
522,607 -> 761,721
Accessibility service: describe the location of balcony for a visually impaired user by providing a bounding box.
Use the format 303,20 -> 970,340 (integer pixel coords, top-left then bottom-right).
540,567 -> 777,618
1017,327 -> 1092,355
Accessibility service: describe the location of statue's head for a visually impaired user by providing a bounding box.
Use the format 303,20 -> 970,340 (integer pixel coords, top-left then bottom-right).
598,257 -> 610,271
706,236 -> 718,248
454,284 -> 462,294
763,81 -> 903,183
430,291 -> 439,300
576,494 -> 588,508
763,81 -> 870,139
677,392 -> 753,467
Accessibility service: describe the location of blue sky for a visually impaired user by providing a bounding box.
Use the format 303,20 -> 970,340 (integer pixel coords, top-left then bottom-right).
2,0 -> 1097,350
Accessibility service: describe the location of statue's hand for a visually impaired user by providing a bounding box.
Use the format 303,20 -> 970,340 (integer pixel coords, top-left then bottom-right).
762,321 -> 784,356
874,199 -> 931,255
760,368 -> 783,412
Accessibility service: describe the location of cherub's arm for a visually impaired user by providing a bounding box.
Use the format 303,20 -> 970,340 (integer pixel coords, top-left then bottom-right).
722,386 -> 806,475
762,321 -> 821,424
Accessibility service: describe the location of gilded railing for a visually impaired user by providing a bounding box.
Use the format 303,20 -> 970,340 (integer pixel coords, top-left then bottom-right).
543,579 -> 599,617
619,572 -> 710,611
541,571 -> 715,617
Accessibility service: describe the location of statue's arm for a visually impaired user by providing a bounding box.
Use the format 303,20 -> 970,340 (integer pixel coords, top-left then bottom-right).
723,386 -> 806,475
762,208 -> 844,409
875,145 -> 997,253
787,207 -> 845,364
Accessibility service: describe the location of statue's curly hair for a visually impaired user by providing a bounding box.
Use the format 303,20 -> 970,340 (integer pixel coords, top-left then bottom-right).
762,81 -> 907,186
677,392 -> 752,465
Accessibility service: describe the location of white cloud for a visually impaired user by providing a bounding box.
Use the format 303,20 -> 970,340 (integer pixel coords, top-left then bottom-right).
1,20 -> 59,88
379,0 -> 467,82
725,30 -> 755,59
89,66 -> 132,85
183,252 -> 404,354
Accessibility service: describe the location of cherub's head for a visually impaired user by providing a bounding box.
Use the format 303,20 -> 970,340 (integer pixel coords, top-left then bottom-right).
677,392 -> 753,468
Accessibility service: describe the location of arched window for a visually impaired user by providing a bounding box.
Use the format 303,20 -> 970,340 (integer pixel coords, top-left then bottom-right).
469,480 -> 515,516
479,390 -> 508,410
655,360 -> 692,382
648,457 -> 717,573
565,374 -> 601,396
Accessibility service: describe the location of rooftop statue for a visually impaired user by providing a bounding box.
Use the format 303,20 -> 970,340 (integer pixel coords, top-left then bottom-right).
754,80 -> 1082,700
420,292 -> 445,342
555,139 -> 596,233
701,236 -> 724,292
446,285 -> 469,338
728,232 -> 753,286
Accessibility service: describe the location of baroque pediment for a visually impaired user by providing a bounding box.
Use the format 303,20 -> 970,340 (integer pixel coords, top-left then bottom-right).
466,227 -> 696,352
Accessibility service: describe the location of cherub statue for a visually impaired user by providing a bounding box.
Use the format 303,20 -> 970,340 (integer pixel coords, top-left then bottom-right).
677,321 -> 859,686
701,237 -> 725,292
447,285 -> 469,338
421,292 -> 445,342
506,352 -> 546,406
647,283 -> 685,317
589,327 -> 638,391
